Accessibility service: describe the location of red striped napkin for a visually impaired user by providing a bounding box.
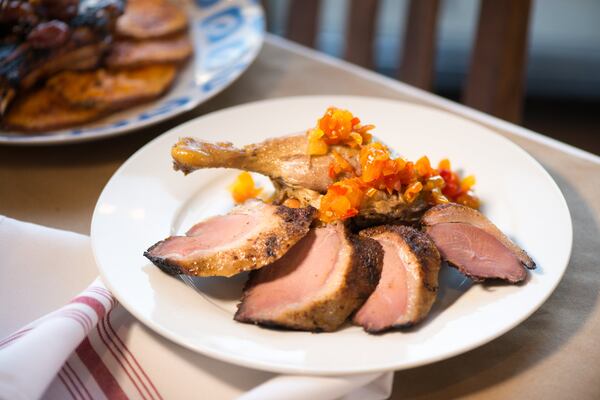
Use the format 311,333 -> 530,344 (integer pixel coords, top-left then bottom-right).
0,216 -> 393,400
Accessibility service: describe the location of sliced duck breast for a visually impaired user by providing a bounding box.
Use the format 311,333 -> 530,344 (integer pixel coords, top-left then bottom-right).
354,226 -> 441,333
234,221 -> 383,332
421,203 -> 535,283
144,200 -> 315,277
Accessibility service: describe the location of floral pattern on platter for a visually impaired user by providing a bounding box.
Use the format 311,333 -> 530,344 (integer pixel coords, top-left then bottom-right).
0,0 -> 265,145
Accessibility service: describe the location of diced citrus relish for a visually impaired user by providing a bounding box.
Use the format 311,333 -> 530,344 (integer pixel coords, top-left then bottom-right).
311,107 -> 480,222
229,171 -> 262,204
307,107 -> 374,155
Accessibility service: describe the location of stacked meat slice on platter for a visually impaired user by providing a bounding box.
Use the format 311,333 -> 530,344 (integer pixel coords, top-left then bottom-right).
145,116 -> 536,334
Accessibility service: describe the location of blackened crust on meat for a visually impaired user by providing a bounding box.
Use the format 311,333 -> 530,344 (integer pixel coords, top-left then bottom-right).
360,225 -> 440,293
347,234 -> 384,290
143,240 -> 183,276
235,224 -> 384,332
393,226 -> 440,292
275,205 -> 316,225
441,259 -> 485,283
356,225 -> 441,334
264,235 -> 279,258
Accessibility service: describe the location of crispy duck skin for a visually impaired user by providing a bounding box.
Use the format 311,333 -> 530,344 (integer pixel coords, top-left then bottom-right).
421,203 -> 535,283
144,200 -> 316,278
235,221 -> 384,332
171,135 -> 360,193
354,225 -> 441,333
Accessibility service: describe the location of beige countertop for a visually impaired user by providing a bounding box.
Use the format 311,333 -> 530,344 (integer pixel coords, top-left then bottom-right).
2,35 -> 599,399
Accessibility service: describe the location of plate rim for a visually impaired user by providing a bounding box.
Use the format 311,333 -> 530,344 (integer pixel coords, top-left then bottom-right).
0,0 -> 265,146
91,95 -> 573,375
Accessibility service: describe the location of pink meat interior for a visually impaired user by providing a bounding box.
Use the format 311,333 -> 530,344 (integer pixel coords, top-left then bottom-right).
354,237 -> 408,330
151,213 -> 257,259
427,222 -> 526,282
241,225 -> 342,318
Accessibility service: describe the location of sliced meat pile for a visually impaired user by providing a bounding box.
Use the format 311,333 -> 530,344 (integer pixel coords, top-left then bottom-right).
144,200 -> 315,277
422,203 -> 535,283
234,221 -> 384,332
354,226 -> 441,333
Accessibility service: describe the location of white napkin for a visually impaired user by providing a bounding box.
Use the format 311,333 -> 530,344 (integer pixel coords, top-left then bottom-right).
0,216 -> 393,400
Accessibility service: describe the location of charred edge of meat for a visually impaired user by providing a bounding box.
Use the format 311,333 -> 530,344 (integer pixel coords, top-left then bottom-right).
143,240 -> 183,276
356,225 -> 441,334
443,260 -> 530,285
348,202 -> 430,231
360,225 -> 440,293
421,203 -> 536,270
275,204 -> 316,225
347,234 -> 384,289
235,226 -> 384,332
442,260 -> 485,283
295,232 -> 383,333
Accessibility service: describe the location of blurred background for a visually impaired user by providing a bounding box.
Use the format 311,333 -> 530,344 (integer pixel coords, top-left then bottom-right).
262,0 -> 600,154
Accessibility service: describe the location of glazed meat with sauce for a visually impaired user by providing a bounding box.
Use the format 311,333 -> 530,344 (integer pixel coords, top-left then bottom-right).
422,203 -> 535,283
235,221 -> 383,332
354,226 -> 441,333
144,200 -> 315,277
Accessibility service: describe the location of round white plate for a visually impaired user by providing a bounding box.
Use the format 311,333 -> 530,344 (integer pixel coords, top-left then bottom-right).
91,96 -> 572,375
0,0 -> 264,145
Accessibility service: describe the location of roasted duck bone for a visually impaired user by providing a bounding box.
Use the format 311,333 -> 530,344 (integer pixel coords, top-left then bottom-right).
235,221 -> 384,332
144,200 -> 316,278
354,225 -> 441,333
421,203 -> 535,283
172,135 -> 432,226
171,135 -> 360,193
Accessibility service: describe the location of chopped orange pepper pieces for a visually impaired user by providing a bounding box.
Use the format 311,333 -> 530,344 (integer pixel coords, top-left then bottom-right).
307,107 -> 373,155
303,107 -> 480,221
229,172 -> 262,204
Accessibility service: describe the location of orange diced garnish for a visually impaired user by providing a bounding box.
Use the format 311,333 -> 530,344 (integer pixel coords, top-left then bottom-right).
430,187 -> 450,204
229,172 -> 262,203
438,158 -> 451,171
403,181 -> 423,203
461,175 -> 476,192
366,187 -> 378,197
283,198 -> 302,208
306,107 -> 479,222
456,191 -> 480,209
416,156 -> 434,177
308,128 -> 329,155
330,151 -> 355,176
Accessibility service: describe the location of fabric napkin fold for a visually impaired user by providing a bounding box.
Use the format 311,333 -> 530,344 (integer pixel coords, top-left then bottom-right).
0,216 -> 393,400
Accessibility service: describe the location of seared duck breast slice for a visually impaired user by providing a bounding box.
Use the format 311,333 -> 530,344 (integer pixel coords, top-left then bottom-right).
234,221 -> 383,332
354,226 -> 441,333
421,203 -> 535,283
144,200 -> 315,277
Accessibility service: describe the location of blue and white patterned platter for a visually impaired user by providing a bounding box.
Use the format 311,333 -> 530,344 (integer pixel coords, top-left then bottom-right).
0,0 -> 264,145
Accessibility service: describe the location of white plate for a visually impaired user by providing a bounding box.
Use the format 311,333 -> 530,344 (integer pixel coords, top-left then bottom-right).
91,96 -> 572,375
0,0 -> 264,145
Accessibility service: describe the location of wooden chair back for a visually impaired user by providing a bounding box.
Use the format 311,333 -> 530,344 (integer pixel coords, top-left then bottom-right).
263,0 -> 532,123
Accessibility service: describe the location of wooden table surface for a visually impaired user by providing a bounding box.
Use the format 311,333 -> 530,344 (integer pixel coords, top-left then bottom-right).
2,35 -> 600,399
